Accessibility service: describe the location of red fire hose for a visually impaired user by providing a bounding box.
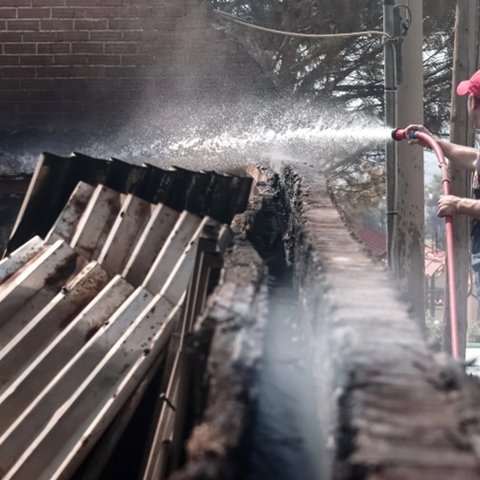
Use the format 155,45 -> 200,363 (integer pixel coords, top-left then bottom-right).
392,128 -> 460,358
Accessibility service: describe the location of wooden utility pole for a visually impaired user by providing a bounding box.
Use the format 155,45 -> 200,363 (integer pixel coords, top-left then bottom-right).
448,0 -> 479,358
395,0 -> 425,325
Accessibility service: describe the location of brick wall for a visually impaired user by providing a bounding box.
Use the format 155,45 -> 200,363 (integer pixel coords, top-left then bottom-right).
0,0 -> 269,129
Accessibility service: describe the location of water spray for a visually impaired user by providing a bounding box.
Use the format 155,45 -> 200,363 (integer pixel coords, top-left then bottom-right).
392,128 -> 460,359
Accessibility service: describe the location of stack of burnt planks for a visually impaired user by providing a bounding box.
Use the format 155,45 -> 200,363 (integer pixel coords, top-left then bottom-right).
0,153 -> 251,480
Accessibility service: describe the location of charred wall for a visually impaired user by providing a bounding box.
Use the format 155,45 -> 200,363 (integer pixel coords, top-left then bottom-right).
170,183 -> 270,480
280,163 -> 480,480
0,0 -> 270,129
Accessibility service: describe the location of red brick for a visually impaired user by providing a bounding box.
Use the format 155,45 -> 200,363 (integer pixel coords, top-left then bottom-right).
16,101 -> 83,113
1,0 -> 29,6
122,31 -> 143,42
41,19 -> 74,30
74,19 -> 107,30
51,8 -> 86,19
105,66 -> 153,78
37,65 -> 105,77
22,32 -> 55,42
105,43 -> 137,54
82,78 -> 119,89
27,90 -> 63,101
65,0 -> 98,5
61,88 -> 95,100
38,43 -> 70,54
66,0 -> 123,5
0,90 -> 27,101
72,43 -> 103,54
0,32 -> 22,42
108,18 -> 143,30
7,20 -> 40,31
121,54 -> 153,66
54,54 -> 88,65
90,31 -> 123,42
138,42 -> 162,54
55,31 -> 89,41
60,91 -> 82,102
18,8 -> 52,19
36,66 -> 74,77
72,65 -> 106,77
4,44 -> 37,55
87,54 -> 120,65
84,7 -> 118,18
118,6 -> 154,17
0,56 -> 20,66
86,89 -> 122,101
19,55 -> 54,66
0,8 -> 17,19
20,78 -> 56,89
2,67 -> 36,78
0,0 -> 264,128
118,78 -> 147,89
61,90 -> 85,101
32,0 -> 64,6
106,0 -> 135,6
141,17 -> 165,30
127,30 -> 160,42
0,79 -> 20,89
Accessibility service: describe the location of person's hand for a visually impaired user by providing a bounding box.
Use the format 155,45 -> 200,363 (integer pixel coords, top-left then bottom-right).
437,194 -> 461,217
405,124 -> 436,148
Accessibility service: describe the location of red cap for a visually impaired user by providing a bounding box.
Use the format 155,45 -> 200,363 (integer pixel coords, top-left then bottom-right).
457,69 -> 480,97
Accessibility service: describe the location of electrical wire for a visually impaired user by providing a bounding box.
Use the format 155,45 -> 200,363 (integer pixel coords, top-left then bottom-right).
213,9 -> 392,40
394,4 -> 412,35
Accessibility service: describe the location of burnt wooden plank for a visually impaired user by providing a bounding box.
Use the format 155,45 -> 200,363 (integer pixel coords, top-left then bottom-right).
169,199 -> 268,480
5,155 -> 252,256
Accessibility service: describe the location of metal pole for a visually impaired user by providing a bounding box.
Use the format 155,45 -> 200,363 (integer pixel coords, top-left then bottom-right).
383,0 -> 398,272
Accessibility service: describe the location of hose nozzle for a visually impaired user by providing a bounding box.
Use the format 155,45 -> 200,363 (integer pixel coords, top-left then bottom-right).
391,128 -> 406,141
391,128 -> 417,141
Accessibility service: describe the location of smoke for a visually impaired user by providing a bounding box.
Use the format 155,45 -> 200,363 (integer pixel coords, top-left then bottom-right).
248,281 -> 326,480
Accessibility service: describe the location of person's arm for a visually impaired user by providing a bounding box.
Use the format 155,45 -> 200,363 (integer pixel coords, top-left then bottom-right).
435,139 -> 479,171
438,195 -> 480,218
405,124 -> 479,171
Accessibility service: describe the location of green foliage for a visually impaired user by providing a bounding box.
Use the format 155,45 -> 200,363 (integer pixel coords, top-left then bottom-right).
423,0 -> 456,133
208,0 -> 455,130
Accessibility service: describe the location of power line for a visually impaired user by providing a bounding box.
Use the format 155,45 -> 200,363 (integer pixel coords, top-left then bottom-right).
213,9 -> 391,40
